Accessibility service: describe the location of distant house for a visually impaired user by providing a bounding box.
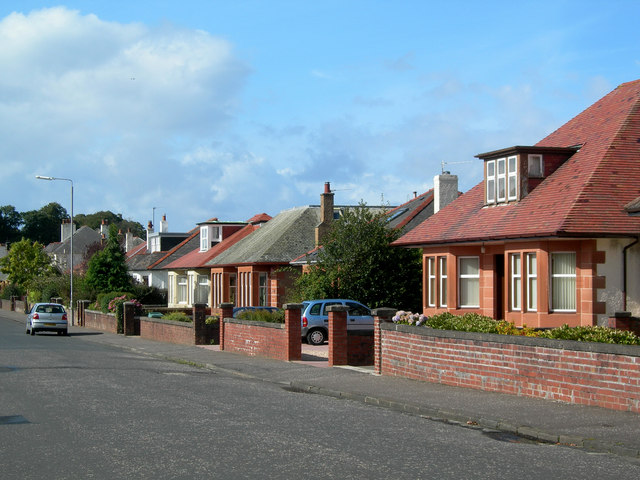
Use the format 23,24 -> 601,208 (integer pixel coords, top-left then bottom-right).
162,216 -> 268,309
394,79 -> 640,328
44,220 -> 108,273
206,184 -> 368,309
126,215 -> 190,290
291,174 -> 459,268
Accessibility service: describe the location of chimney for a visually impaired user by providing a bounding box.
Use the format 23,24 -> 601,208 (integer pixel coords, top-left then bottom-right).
60,218 -> 75,242
315,182 -> 334,246
100,219 -> 109,239
433,173 -> 458,214
160,214 -> 168,233
146,220 -> 154,252
125,229 -> 133,252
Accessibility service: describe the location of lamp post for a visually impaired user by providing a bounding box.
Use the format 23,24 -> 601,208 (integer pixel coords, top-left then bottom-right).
36,175 -> 74,325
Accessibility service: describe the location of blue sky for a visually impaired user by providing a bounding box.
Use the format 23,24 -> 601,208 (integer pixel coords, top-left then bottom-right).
1,1 -> 639,232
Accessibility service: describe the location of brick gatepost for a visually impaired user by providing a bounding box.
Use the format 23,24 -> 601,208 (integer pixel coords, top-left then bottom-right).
372,308 -> 397,375
193,303 -> 207,344
123,302 -> 137,336
219,302 -> 235,350
283,303 -> 303,361
327,305 -> 349,366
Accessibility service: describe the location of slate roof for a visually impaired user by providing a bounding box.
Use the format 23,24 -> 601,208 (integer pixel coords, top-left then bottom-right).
395,79 -> 640,247
207,206 -> 321,266
45,225 -> 102,255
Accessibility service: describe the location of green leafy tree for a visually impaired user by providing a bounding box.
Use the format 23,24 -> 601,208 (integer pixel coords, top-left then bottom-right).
85,224 -> 132,293
0,239 -> 57,292
292,203 -> 422,311
21,202 -> 69,245
0,205 -> 22,244
74,210 -> 144,238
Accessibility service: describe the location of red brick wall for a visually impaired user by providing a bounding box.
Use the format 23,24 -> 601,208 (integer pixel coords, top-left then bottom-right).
347,332 -> 374,366
84,310 -> 118,333
379,324 -> 640,413
222,320 -> 288,360
140,318 -> 194,345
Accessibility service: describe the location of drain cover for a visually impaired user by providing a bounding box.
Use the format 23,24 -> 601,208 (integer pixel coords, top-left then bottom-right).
0,415 -> 29,425
482,430 -> 537,444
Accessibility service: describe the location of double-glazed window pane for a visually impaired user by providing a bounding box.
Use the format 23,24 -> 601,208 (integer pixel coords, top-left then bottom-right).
427,257 -> 436,307
526,253 -> 537,311
486,161 -> 496,203
459,257 -> 479,308
195,275 -> 209,304
510,254 -> 521,310
258,273 -> 268,306
177,275 -> 188,304
439,257 -> 448,307
551,253 -> 576,311
497,158 -> 506,202
507,156 -> 517,200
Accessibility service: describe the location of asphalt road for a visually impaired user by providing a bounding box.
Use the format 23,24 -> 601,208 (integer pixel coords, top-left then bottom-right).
2,315 -> 640,479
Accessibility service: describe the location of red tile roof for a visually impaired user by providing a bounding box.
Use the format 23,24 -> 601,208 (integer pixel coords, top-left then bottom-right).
163,223 -> 261,269
395,79 -> 640,246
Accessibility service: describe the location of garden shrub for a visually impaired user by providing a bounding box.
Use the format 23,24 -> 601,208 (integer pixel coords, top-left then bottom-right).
237,309 -> 285,323
162,312 -> 192,323
392,311 -> 640,345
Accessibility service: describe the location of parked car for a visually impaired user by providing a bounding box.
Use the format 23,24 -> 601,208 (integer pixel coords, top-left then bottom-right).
232,306 -> 280,318
301,299 -> 374,345
26,303 -> 68,336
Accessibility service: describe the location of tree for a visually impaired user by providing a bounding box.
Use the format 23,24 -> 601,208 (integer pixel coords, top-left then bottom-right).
85,224 -> 132,293
0,205 -> 22,244
74,210 -> 145,238
0,239 -> 57,292
292,204 -> 423,311
21,202 -> 69,245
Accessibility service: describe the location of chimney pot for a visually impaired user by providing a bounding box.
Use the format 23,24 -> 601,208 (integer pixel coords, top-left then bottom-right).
324,182 -> 331,194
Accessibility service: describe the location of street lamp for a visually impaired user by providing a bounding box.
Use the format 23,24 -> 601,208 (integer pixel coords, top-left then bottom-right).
36,175 -> 74,325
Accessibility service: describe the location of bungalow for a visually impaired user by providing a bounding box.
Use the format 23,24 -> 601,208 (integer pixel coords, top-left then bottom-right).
206,183 -> 366,309
163,214 -> 270,309
394,79 -> 640,328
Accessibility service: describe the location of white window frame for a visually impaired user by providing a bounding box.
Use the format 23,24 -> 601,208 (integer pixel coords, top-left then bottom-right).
510,253 -> 521,311
551,252 -> 576,312
195,274 -> 210,305
427,257 -> 436,307
526,253 -> 537,312
458,256 -> 480,308
486,160 -> 496,204
528,154 -> 544,177
497,158 -> 506,203
439,257 -> 448,307
507,155 -> 518,201
200,226 -> 209,252
177,275 -> 188,304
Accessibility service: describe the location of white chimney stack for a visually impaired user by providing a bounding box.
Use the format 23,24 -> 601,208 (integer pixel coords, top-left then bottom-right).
433,173 -> 458,213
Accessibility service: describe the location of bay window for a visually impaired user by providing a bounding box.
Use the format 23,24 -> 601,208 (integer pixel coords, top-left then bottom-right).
439,257 -> 448,307
526,253 -> 537,311
427,257 -> 436,307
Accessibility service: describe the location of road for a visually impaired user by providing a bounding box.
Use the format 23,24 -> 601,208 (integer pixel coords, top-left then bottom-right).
1,314 -> 639,479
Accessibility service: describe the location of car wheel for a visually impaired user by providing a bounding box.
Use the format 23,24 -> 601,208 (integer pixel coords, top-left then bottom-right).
306,329 -> 326,346
63,330 -> 68,336
30,327 -> 35,336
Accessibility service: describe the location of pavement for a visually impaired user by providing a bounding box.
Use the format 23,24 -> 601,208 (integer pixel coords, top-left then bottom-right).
4,310 -> 640,460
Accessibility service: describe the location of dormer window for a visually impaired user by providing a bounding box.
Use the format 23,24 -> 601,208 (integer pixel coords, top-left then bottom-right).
486,156 -> 517,205
199,226 -> 221,252
200,227 -> 209,251
528,154 -> 544,177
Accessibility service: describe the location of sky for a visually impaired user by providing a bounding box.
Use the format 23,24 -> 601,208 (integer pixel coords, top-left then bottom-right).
1,1 -> 639,233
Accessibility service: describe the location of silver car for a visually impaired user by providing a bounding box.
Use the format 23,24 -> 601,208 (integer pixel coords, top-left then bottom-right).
301,299 -> 374,345
26,303 -> 68,336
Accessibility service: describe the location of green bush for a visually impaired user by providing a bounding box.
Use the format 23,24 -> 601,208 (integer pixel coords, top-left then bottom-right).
131,283 -> 167,305
396,311 -> 640,345
236,309 -> 285,323
162,312 -> 192,323
205,315 -> 220,325
1,283 -> 25,300
538,324 -> 640,345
